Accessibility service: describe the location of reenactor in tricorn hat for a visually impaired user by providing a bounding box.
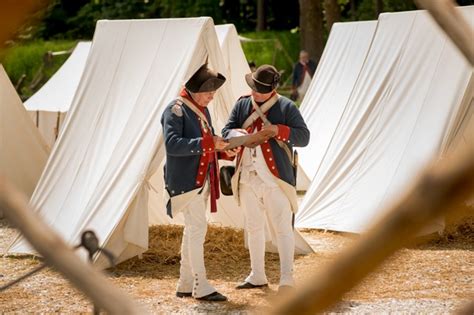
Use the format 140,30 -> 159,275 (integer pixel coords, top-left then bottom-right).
161,63 -> 239,302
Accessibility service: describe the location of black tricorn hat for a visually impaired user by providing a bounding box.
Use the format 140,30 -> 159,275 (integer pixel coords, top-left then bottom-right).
185,64 -> 226,93
245,64 -> 281,93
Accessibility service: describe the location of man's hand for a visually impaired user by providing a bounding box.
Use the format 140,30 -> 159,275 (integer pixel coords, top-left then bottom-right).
224,147 -> 241,157
262,124 -> 278,137
213,136 -> 229,151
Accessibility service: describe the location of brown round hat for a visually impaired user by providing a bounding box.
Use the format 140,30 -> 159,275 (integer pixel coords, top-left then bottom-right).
245,64 -> 281,93
185,64 -> 226,93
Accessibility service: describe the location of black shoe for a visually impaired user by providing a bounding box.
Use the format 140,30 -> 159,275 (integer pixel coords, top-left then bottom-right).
176,292 -> 192,298
235,281 -> 269,290
196,291 -> 228,302
277,285 -> 295,295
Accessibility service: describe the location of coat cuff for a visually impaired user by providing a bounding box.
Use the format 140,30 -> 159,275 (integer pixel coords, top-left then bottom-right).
275,124 -> 290,142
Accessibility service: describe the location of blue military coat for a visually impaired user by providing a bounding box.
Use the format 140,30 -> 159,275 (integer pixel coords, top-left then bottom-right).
222,95 -> 310,187
161,93 -> 218,217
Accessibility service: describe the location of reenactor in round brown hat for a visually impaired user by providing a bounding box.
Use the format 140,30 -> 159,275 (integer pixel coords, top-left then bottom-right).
222,64 -> 310,294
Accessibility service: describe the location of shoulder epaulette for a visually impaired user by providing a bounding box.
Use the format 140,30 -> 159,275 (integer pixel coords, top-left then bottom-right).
171,100 -> 184,117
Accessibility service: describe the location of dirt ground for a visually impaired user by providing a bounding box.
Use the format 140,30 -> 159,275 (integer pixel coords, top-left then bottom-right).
0,217 -> 473,314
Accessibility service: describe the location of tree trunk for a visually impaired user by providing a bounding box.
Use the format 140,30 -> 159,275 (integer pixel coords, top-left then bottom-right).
350,0 -> 357,20
323,0 -> 341,32
375,0 -> 384,17
299,0 -> 324,65
256,0 -> 265,31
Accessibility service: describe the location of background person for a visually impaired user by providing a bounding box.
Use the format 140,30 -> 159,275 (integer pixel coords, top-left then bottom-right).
291,50 -> 316,102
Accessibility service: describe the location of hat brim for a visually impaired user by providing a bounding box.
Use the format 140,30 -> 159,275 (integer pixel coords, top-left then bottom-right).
200,73 -> 226,92
245,73 -> 274,94
187,73 -> 226,93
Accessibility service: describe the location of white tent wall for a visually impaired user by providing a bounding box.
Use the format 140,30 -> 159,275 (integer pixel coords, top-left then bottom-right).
24,42 -> 91,148
441,76 -> 474,154
296,6 -> 474,233
297,21 -> 377,190
441,76 -> 474,206
0,65 -> 49,216
215,24 -> 251,105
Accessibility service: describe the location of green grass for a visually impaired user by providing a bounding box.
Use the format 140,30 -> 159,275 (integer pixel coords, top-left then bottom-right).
1,40 -> 77,99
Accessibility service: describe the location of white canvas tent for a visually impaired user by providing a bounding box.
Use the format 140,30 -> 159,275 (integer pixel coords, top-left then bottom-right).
296,7 -> 474,233
0,65 -> 49,214
215,24 -> 251,104
24,42 -> 91,148
7,18 -> 312,267
297,21 -> 377,188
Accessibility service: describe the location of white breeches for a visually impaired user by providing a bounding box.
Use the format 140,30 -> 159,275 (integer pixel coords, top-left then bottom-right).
176,185 -> 215,298
240,171 -> 295,286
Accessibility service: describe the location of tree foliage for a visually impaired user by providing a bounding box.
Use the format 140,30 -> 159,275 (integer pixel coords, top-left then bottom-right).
35,0 -> 300,40
34,0 -> 472,42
